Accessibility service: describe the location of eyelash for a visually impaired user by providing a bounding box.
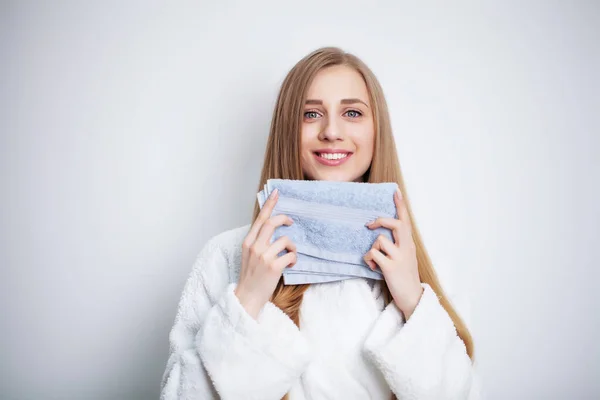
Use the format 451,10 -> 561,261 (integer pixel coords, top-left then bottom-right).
304,109 -> 363,119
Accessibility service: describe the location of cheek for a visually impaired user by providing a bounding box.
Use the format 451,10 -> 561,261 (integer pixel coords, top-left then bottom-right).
352,126 -> 375,152
351,130 -> 374,166
301,123 -> 321,143
300,126 -> 309,146
300,130 -> 314,166
300,123 -> 323,159
300,134 -> 312,159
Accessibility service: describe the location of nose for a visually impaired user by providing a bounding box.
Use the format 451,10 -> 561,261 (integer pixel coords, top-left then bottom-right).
318,116 -> 344,142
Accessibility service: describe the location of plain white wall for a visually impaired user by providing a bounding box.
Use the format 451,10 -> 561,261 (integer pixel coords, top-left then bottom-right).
1,1 -> 598,399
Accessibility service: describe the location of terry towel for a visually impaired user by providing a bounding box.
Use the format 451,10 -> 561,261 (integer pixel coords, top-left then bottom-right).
257,179 -> 399,285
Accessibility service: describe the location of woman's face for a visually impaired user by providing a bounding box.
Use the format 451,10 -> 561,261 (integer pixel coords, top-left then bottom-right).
300,64 -> 375,182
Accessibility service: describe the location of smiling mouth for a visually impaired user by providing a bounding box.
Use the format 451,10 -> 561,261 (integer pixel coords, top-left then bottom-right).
313,152 -> 353,166
315,152 -> 350,160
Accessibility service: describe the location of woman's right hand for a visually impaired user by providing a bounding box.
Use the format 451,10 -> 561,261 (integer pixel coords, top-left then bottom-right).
234,188 -> 297,319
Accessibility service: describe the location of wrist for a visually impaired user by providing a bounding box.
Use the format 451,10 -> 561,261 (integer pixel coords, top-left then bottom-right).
397,285 -> 424,321
234,287 -> 263,320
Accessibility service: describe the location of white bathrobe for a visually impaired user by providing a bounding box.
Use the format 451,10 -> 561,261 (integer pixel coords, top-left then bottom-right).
160,224 -> 482,399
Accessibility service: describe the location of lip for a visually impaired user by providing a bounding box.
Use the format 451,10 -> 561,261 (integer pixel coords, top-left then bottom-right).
313,150 -> 353,166
314,149 -> 353,154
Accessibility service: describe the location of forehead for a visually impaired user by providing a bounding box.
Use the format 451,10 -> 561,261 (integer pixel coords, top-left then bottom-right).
305,65 -> 369,102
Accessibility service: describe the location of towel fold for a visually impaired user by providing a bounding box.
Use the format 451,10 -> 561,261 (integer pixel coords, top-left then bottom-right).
256,179 -> 399,285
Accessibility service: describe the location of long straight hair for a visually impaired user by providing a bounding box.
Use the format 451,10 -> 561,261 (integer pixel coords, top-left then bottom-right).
251,47 -> 475,400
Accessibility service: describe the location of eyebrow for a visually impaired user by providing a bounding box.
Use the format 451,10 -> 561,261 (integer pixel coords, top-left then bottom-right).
305,98 -> 370,108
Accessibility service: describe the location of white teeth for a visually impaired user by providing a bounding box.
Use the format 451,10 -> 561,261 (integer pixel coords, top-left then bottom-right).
318,153 -> 348,160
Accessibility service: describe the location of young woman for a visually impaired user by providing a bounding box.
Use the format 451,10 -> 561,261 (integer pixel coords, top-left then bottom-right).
160,47 -> 481,400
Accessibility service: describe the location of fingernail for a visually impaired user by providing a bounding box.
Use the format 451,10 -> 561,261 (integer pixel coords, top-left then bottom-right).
270,188 -> 278,199
396,188 -> 403,200
365,220 -> 374,227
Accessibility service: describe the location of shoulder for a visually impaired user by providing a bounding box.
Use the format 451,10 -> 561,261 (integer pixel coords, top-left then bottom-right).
201,223 -> 251,257
193,223 -> 251,289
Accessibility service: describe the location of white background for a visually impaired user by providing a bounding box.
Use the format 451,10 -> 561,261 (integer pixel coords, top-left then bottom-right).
1,1 -> 598,399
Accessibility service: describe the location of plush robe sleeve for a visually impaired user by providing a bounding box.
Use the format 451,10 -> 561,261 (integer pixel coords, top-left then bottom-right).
362,282 -> 482,399
160,235 -> 313,400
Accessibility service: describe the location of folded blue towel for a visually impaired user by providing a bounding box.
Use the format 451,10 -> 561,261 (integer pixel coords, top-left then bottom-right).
257,179 -> 399,285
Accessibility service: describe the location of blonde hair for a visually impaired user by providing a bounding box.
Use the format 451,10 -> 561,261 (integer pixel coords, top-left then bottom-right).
251,46 -> 475,399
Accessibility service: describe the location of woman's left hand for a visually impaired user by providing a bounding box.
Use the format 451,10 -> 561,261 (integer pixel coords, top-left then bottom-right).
364,188 -> 424,320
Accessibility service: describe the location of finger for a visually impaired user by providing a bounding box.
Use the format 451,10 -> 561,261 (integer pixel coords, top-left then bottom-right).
399,217 -> 414,251
246,188 -> 280,246
397,191 -> 412,234
255,214 -> 293,247
402,206 -> 412,235
394,188 -> 402,219
366,217 -> 401,246
364,248 -> 390,272
370,234 -> 389,258
374,234 -> 400,259
365,259 -> 377,271
262,235 -> 297,261
272,251 -> 297,272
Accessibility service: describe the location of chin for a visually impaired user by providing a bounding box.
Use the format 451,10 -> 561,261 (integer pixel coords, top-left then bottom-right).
306,169 -> 364,182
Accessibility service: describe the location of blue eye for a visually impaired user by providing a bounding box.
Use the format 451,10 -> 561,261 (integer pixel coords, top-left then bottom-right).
304,111 -> 320,119
345,110 -> 362,118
